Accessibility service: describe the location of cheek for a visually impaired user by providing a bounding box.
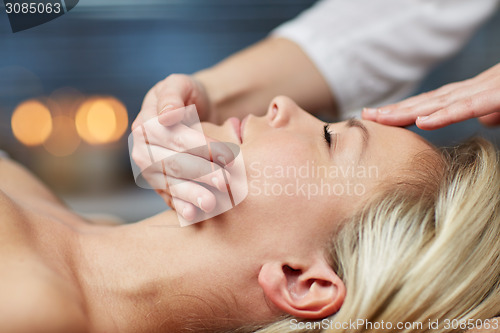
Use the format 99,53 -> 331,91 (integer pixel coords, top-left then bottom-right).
234,134 -> 358,241
244,135 -> 307,173
242,137 -> 308,212
242,136 -> 340,224
244,136 -> 308,200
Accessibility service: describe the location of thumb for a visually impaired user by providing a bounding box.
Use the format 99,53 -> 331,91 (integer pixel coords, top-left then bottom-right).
158,105 -> 186,127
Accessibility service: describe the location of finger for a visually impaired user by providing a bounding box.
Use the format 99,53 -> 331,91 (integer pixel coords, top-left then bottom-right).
362,93 -> 438,123
363,86 -> 479,126
361,107 -> 378,121
155,75 -> 193,125
158,107 -> 186,127
376,90 -> 440,114
478,112 -> 500,127
370,94 -> 452,126
143,121 -> 236,167
159,152 -> 231,192
168,177 -> 217,213
154,104 -> 201,129
136,166 -> 170,191
361,77 -> 481,122
207,141 -> 238,167
156,180 -> 216,217
362,107 -> 421,126
377,81 -> 472,113
130,125 -> 157,172
172,197 -> 198,222
416,91 -> 500,130
141,153 -> 230,193
145,122 -> 207,155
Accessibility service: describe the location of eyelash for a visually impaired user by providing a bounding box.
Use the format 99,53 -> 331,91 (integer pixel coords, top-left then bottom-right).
323,124 -> 333,147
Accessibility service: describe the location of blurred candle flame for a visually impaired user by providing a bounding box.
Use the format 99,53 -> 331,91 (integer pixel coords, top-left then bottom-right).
12,93 -> 128,153
87,100 -> 117,143
76,96 -> 128,145
11,99 -> 53,146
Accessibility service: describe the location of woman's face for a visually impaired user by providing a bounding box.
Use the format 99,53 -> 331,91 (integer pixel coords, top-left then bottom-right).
200,96 -> 434,257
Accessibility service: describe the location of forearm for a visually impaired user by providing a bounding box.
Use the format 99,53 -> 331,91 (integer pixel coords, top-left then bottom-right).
194,37 -> 337,123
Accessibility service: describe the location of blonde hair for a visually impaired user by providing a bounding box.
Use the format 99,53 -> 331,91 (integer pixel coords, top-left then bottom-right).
255,137 -> 500,333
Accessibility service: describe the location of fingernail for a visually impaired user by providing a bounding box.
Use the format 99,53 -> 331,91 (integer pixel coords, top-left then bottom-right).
197,197 -> 204,211
417,116 -> 430,122
212,177 -> 220,190
363,108 -> 377,115
159,104 -> 174,115
378,108 -> 391,114
217,156 -> 226,165
182,207 -> 190,219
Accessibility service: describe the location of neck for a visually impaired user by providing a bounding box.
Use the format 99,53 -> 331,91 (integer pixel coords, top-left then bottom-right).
73,210 -> 273,333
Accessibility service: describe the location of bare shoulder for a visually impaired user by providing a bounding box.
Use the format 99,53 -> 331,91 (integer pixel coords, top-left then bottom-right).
0,158 -> 65,207
0,259 -> 88,333
0,191 -> 88,333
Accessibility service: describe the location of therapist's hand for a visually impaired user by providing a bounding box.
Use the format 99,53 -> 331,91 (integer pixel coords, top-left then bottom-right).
362,63 -> 500,129
133,74 -> 215,128
132,75 -> 233,220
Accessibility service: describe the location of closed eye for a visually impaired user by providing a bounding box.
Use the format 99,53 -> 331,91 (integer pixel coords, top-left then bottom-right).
323,124 -> 331,147
323,123 -> 337,150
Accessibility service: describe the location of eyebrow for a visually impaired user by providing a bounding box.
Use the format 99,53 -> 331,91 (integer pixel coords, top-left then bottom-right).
345,118 -> 370,157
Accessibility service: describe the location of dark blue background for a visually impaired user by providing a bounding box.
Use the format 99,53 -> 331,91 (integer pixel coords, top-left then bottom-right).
0,1 -> 498,220
1,1 -> 499,148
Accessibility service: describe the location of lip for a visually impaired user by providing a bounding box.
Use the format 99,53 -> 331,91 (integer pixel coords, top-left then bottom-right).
240,115 -> 249,143
227,117 -> 242,143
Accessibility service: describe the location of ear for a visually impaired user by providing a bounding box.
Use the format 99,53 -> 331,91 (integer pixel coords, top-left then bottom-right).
258,259 -> 345,319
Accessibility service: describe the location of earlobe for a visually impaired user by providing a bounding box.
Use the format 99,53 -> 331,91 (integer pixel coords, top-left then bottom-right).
258,259 -> 345,319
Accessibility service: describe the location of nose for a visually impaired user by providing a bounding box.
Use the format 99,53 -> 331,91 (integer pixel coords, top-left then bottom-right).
266,96 -> 296,128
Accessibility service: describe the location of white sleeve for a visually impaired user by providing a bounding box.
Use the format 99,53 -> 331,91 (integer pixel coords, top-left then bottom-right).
272,0 -> 499,119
